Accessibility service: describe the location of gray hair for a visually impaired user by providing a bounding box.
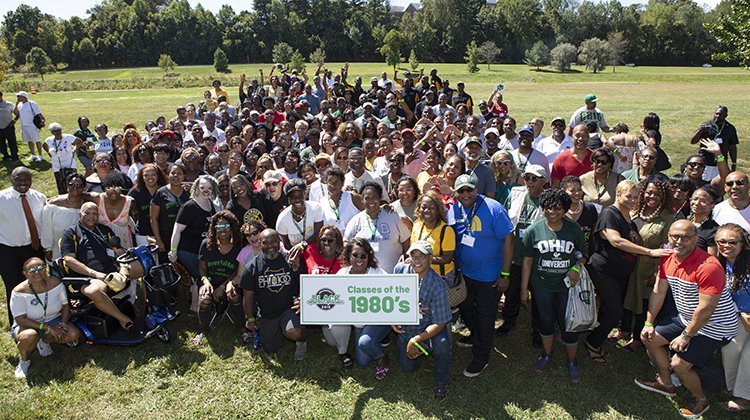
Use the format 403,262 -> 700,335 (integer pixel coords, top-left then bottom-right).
190,175 -> 220,201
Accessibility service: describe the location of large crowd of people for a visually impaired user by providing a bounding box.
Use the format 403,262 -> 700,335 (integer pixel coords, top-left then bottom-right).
0,64 -> 748,416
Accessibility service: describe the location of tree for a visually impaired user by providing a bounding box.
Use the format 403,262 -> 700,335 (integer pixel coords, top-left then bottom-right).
272,42 -> 293,65
578,37 -> 609,73
309,47 -> 326,65
379,29 -> 404,69
477,41 -> 502,70
465,40 -> 480,73
607,32 -> 626,73
289,49 -> 305,72
408,49 -> 419,71
707,0 -> 750,68
158,54 -> 177,75
524,41 -> 550,70
25,46 -> 54,80
72,37 -> 96,69
550,42 -> 577,72
213,48 -> 229,73
0,42 -> 11,83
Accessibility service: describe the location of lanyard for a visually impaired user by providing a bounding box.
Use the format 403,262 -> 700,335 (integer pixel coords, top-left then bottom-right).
593,172 -> 610,203
327,194 -> 340,221
461,199 -> 480,231
29,282 -> 49,322
418,222 -> 437,242
367,210 -> 380,240
291,208 -> 307,240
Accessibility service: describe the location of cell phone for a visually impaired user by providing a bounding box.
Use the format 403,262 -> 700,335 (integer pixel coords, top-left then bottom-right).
563,275 -> 573,288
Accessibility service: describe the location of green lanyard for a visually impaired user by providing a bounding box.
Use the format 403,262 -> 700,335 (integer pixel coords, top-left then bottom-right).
29,282 -> 49,322
367,210 -> 380,241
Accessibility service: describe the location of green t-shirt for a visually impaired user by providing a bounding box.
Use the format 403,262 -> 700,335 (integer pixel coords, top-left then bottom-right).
522,218 -> 587,293
506,193 -> 542,266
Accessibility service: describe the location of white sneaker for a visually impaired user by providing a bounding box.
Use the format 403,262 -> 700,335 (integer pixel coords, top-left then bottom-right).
15,360 -> 30,379
28,155 -> 38,163
294,341 -> 307,360
36,155 -> 45,162
37,341 -> 54,357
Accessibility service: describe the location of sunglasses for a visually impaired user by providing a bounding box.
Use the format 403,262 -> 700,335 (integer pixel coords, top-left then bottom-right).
318,238 -> 334,244
726,180 -> 746,187
717,239 -> 739,246
687,161 -> 706,168
68,182 -> 85,189
351,252 -> 369,260
266,181 -> 280,187
316,162 -> 331,168
669,233 -> 695,242
496,160 -> 512,165
215,223 -> 231,230
524,175 -> 541,182
218,149 -> 229,153
27,264 -> 46,274
641,155 -> 657,161
594,159 -> 611,165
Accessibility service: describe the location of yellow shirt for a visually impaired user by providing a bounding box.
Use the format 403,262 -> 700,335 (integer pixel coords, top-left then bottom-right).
410,219 -> 456,275
212,88 -> 230,103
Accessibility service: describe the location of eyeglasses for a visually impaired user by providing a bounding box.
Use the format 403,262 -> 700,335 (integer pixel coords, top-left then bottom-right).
593,159 -> 611,165
524,175 -> 541,182
669,233 -> 695,242
389,159 -> 404,164
351,252 -> 368,260
316,162 -> 331,168
266,181 -> 280,187
27,264 -> 46,274
641,155 -> 657,161
218,149 -> 229,153
215,223 -> 231,230
68,182 -> 85,189
318,238 -> 334,244
726,180 -> 746,187
456,187 -> 475,194
687,161 -> 706,168
105,186 -> 122,193
717,239 -> 739,246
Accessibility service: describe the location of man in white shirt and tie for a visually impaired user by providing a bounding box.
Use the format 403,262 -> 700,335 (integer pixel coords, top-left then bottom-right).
0,167 -> 46,326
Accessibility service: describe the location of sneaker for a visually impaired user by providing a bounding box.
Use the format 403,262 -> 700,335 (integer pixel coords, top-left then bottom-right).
495,323 -> 514,336
375,355 -> 390,380
457,335 -> 473,348
380,336 -> 391,347
534,353 -> 553,372
242,330 -> 254,344
634,378 -> 677,397
567,360 -> 582,383
678,398 -> 710,418
37,341 -> 54,357
36,155 -> 45,162
192,332 -> 205,346
294,341 -> 308,360
463,359 -> 488,378
671,372 -> 683,388
339,352 -> 354,370
15,359 -> 30,379
434,383 -> 449,400
28,155 -> 38,163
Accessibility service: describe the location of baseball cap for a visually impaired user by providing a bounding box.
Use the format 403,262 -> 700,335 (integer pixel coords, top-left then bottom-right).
48,122 -> 62,132
551,117 -> 566,125
454,174 -> 477,190
284,179 -> 306,195
584,93 -> 597,103
464,136 -> 482,148
16,91 -> 29,99
484,127 -> 500,137
370,77 -> 378,82
263,171 -> 283,184
407,241 -> 433,256
518,125 -> 535,137
523,164 -> 546,178
313,153 -> 333,165
362,102 -> 374,109
400,128 -> 416,139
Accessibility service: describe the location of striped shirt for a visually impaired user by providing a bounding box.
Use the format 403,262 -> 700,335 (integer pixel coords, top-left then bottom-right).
659,248 -> 738,341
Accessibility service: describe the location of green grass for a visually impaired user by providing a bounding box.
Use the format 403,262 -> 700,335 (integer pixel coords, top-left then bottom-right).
1,63 -> 750,418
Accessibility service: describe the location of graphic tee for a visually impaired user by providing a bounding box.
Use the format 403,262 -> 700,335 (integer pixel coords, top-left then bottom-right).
199,239 -> 241,287
240,253 -> 300,319
522,218 -> 587,292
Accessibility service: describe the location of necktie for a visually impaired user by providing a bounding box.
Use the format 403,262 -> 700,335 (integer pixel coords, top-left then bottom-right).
20,193 -> 41,250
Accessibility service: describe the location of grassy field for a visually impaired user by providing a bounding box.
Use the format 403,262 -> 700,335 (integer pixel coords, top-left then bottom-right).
1,64 -> 750,418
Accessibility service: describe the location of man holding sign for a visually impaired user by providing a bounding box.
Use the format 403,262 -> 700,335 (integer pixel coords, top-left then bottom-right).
393,241 -> 452,399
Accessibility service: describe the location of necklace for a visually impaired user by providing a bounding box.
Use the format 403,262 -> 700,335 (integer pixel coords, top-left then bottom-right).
29,279 -> 49,322
639,203 -> 662,222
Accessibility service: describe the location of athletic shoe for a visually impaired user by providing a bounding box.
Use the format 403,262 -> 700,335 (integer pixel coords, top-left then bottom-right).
28,155 -> 38,163
294,341 -> 307,360
380,336 -> 391,347
495,323 -> 514,336
457,335 -> 473,348
567,360 -> 582,383
36,155 -> 45,162
339,352 -> 354,370
15,360 -> 30,379
433,384 -> 449,400
634,378 -> 677,397
463,359 -> 488,378
453,316 -> 466,330
37,341 -> 54,357
534,353 -> 553,372
242,330 -> 254,344
678,398 -> 710,418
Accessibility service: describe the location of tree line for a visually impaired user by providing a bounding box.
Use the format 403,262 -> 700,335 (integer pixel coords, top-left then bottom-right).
0,0 -> 743,73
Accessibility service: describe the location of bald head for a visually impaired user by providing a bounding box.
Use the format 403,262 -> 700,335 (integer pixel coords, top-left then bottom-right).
259,228 -> 281,259
669,219 -> 698,258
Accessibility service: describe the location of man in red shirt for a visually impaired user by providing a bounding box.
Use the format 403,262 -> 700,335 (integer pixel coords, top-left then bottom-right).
635,220 -> 738,419
551,124 -> 593,187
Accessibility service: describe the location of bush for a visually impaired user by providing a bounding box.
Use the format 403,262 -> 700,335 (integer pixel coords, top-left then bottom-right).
272,43 -> 294,65
158,54 -> 177,75
289,50 -> 306,73
213,48 -> 230,73
465,41 -> 479,73
525,41 -> 551,70
550,43 -> 578,72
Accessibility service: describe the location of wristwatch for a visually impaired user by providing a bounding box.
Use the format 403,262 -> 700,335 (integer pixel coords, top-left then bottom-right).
680,330 -> 693,340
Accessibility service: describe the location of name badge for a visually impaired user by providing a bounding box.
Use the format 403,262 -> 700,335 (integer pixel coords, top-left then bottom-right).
106,248 -> 116,258
461,235 -> 475,247
715,137 -> 723,145
369,241 -> 380,253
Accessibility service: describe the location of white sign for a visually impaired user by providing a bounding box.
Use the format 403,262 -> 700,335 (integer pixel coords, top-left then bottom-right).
300,274 -> 419,325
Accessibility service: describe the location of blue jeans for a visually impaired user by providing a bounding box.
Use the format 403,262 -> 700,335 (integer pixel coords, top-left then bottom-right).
354,325 -> 392,367
533,287 -> 578,345
397,327 -> 452,385
177,250 -> 200,281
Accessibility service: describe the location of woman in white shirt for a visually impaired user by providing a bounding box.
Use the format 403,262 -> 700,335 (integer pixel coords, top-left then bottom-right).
276,179 -> 324,250
320,166 -> 364,232
42,123 -> 82,195
10,258 -> 81,379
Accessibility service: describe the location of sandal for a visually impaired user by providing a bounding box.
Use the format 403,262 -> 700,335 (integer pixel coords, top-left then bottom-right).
607,329 -> 631,341
375,355 -> 390,380
122,321 -> 134,331
339,353 -> 354,370
623,340 -> 643,352
721,399 -> 750,413
584,340 -> 607,363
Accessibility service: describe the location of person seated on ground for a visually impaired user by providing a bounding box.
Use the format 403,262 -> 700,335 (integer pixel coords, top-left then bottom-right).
10,257 -> 82,379
59,202 -> 136,331
240,229 -> 308,359
392,241 -> 452,399
194,210 -> 245,346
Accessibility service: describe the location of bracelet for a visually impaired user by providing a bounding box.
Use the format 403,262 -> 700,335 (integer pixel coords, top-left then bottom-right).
501,271 -> 510,277
644,322 -> 654,327
570,266 -> 580,274
398,99 -> 405,104
201,276 -> 211,284
410,338 -> 429,356
613,147 -> 621,154
39,323 -> 44,331
170,247 -> 178,252
716,155 -> 726,163
245,318 -> 256,325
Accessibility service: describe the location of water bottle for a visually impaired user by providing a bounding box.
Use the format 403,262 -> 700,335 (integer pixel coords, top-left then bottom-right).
253,328 -> 261,350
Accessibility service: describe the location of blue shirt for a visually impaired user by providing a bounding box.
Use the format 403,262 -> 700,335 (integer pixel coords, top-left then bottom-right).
298,93 -> 321,115
728,263 -> 750,313
447,195 -> 514,282
394,263 -> 452,337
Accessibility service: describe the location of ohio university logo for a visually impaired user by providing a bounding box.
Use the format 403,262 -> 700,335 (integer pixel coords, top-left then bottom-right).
307,288 -> 345,310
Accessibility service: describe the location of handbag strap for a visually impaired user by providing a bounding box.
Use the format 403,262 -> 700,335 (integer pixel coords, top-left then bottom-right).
437,224 -> 448,276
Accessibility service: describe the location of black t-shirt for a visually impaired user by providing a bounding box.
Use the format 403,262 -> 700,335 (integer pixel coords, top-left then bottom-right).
175,199 -> 216,254
240,253 -> 299,319
696,218 -> 719,252
226,191 -> 269,225
198,239 -> 241,287
128,187 -> 155,236
151,185 -> 190,242
60,222 -> 118,274
569,202 -> 599,253
700,120 -> 738,166
264,194 -> 288,229
589,205 -> 641,279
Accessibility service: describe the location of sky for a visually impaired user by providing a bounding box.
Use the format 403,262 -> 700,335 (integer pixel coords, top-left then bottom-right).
0,0 -> 722,19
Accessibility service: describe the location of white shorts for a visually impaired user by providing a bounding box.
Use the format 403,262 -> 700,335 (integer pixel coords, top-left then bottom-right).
21,126 -> 40,143
702,165 -> 719,182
